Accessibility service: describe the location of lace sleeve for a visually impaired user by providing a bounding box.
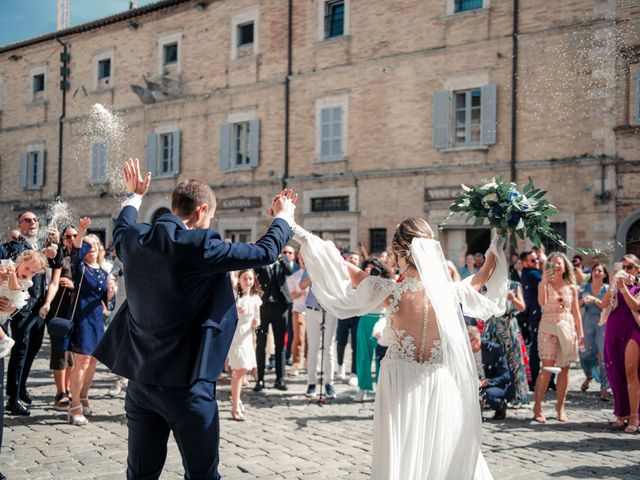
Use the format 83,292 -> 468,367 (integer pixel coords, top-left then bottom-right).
293,225 -> 391,318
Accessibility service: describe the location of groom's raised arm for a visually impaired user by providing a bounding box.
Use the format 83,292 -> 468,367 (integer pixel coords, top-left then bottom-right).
113,158 -> 151,255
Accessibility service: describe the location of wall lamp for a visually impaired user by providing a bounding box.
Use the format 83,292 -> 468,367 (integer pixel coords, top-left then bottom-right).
127,21 -> 139,30
195,2 -> 207,10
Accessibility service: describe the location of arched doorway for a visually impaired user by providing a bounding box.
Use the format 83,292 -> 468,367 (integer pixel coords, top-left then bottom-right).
151,207 -> 171,224
616,210 -> 640,260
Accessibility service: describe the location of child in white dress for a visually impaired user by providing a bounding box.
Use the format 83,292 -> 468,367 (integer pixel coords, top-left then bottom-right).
228,269 -> 262,421
0,250 -> 48,357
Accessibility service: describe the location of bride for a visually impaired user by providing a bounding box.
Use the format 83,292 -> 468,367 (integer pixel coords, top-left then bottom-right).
293,217 -> 507,479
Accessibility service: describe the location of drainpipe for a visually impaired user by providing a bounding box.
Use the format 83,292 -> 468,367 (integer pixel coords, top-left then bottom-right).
56,36 -> 69,198
510,0 -> 519,183
283,0 -> 292,189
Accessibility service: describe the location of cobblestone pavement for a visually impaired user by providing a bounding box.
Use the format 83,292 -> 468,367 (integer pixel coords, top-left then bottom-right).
1,340 -> 639,479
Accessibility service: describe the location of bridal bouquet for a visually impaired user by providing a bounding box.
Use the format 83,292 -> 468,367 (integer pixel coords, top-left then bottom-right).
444,176 -> 597,255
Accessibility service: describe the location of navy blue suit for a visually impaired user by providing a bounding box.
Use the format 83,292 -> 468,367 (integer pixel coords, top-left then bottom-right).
94,205 -> 293,480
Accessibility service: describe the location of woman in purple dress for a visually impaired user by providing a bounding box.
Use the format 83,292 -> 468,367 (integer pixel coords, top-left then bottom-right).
599,254 -> 640,433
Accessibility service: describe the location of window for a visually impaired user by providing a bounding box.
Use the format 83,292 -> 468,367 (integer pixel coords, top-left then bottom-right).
369,229 -> 387,254
324,0 -> 344,39
20,149 -> 45,189
163,42 -> 178,65
540,222 -> 567,254
90,141 -> 108,184
311,196 -> 349,212
237,22 -> 254,47
454,89 -> 481,146
98,59 -> 111,80
432,84 -> 496,150
147,131 -> 180,177
319,106 -> 344,160
226,230 -> 251,243
33,74 -> 45,94
220,119 -> 260,171
455,0 -> 483,12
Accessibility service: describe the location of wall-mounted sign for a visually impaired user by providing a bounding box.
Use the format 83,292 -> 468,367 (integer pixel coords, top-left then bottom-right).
424,187 -> 461,202
219,196 -> 262,210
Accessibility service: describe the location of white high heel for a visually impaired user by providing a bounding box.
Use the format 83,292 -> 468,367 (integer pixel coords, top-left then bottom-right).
68,406 -> 89,426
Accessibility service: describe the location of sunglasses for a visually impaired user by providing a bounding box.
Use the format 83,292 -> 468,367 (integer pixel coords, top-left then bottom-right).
64,235 -> 77,239
20,217 -> 38,224
623,265 -> 637,271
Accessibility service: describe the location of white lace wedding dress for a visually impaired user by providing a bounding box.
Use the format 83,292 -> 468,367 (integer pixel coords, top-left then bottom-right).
293,226 -> 507,480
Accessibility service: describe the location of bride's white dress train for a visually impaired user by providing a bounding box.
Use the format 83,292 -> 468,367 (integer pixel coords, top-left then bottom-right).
293,226 -> 506,480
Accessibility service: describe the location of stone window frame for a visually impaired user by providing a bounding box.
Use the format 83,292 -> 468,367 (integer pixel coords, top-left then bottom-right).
151,122 -> 180,177
30,65 -> 47,103
446,0 -> 490,16
230,6 -> 260,61
157,31 -> 182,75
317,0 -> 350,42
303,187 -> 356,215
93,49 -> 115,92
315,94 -> 349,163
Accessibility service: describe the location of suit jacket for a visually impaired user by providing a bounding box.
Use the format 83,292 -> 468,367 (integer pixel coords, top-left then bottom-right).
93,206 -> 293,387
255,258 -> 294,305
480,339 -> 512,389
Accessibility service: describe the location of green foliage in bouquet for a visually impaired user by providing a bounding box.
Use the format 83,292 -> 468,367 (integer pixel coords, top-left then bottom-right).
442,177 -> 602,255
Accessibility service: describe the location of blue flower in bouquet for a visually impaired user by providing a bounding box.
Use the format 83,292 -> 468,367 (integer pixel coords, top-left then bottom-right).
508,190 -> 520,201
491,204 -> 503,218
507,213 -> 521,227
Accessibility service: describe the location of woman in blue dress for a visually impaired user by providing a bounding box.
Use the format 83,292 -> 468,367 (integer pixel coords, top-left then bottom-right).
579,264 -> 610,401
68,217 -> 114,426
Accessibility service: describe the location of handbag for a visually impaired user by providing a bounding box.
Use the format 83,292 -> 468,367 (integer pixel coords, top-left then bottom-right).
47,268 -> 85,350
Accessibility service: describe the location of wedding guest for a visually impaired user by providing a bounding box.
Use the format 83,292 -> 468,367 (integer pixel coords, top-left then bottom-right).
301,269 -> 337,399
336,251 -> 360,382
67,218 -> 115,426
229,270 -> 262,421
254,247 -> 294,391
599,255 -> 640,432
469,326 -> 513,420
285,252 -> 308,377
482,279 -> 530,406
532,253 -> 584,423
510,257 -> 524,282
40,226 -> 77,408
520,250 -> 543,387
474,252 -> 486,269
572,255 -> 590,285
579,264 -> 610,400
458,249 -> 478,279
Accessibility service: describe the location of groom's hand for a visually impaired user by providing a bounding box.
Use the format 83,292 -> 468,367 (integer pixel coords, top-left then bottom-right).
270,188 -> 298,225
123,158 -> 151,196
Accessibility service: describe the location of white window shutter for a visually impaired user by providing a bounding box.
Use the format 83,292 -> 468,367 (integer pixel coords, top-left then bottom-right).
481,83 -> 497,146
249,119 -> 260,168
172,130 -> 181,175
432,90 -> 450,149
219,123 -> 231,171
19,152 -> 28,189
147,134 -> 158,177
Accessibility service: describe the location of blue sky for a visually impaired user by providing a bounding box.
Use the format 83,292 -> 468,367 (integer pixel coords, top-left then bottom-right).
0,0 -> 158,46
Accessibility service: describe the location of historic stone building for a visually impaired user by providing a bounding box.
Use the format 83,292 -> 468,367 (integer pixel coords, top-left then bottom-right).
0,0 -> 638,262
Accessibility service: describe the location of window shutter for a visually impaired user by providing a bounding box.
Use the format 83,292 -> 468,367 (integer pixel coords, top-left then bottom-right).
147,133 -> 158,177
219,123 -> 231,171
249,119 -> 260,168
36,150 -> 45,188
432,90 -> 450,149
19,152 -> 28,189
90,143 -> 99,182
100,143 -> 108,182
481,83 -> 497,146
172,130 -> 181,175
636,68 -> 640,123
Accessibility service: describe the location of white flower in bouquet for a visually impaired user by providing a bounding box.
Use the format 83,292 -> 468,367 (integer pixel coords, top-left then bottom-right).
482,193 -> 499,204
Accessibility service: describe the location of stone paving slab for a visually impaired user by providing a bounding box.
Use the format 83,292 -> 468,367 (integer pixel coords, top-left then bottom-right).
1,339 -> 639,479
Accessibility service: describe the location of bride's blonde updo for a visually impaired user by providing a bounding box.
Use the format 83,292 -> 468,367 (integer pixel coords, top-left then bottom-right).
392,217 -> 435,269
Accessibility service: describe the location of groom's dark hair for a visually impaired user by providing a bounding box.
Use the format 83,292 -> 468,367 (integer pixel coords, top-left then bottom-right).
171,180 -> 216,218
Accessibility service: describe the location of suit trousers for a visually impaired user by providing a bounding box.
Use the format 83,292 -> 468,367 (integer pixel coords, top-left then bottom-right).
336,316 -> 359,374
125,380 -> 220,480
255,302 -> 289,382
6,314 -> 44,399
481,385 -> 510,410
305,309 -> 337,386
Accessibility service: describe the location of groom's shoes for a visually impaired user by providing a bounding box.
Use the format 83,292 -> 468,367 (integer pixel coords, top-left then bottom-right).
253,380 -> 265,392
493,400 -> 507,420
274,379 -> 288,391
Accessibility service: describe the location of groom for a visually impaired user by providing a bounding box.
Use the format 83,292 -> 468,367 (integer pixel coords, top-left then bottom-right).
94,159 -> 296,479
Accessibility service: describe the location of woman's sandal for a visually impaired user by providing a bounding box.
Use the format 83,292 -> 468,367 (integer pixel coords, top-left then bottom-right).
231,409 -> 245,422
556,410 -> 569,422
68,406 -> 89,426
580,377 -> 591,392
80,397 -> 94,417
610,417 -> 628,430
600,391 -> 610,402
624,414 -> 639,434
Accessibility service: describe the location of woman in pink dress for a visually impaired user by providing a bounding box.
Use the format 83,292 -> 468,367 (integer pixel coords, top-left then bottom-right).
598,254 -> 640,433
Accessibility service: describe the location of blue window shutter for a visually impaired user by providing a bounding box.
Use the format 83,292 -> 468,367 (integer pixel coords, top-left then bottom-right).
636,68 -> 640,123
220,123 -> 231,171
19,152 -> 28,189
36,150 -> 45,188
147,133 -> 158,177
481,83 -> 497,145
432,90 -> 450,149
249,119 -> 260,168
172,130 -> 181,175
